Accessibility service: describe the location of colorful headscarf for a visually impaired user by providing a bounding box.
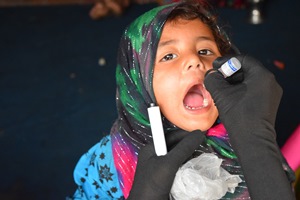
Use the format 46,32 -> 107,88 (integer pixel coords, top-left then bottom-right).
110,4 -> 174,197
109,1 -> 244,198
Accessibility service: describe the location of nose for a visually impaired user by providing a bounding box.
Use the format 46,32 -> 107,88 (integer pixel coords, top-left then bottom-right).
184,53 -> 206,72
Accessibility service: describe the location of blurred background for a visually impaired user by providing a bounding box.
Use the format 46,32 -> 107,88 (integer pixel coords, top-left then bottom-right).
0,0 -> 299,199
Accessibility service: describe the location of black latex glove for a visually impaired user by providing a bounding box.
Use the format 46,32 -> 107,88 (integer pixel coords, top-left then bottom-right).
204,54 -> 295,200
127,130 -> 205,200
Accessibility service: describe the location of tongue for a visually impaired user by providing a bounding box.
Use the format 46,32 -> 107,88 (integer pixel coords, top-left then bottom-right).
183,92 -> 204,108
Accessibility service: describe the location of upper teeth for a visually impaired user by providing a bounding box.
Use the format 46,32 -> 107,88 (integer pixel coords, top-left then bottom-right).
203,99 -> 208,107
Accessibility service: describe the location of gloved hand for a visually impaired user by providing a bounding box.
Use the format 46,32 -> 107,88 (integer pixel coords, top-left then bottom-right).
204,54 -> 295,200
127,130 -> 205,200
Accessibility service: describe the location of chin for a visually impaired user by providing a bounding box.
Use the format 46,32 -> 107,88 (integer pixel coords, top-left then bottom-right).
180,105 -> 219,132
178,119 -> 215,132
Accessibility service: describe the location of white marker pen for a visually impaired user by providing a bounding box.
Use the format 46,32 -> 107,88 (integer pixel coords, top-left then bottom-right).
218,57 -> 241,78
147,103 -> 167,156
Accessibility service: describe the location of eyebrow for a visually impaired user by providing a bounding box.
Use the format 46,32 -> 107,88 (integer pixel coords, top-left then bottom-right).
158,40 -> 177,48
158,36 -> 215,48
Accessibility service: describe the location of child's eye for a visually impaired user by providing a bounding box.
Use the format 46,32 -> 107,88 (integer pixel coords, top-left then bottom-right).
198,49 -> 213,55
161,53 -> 178,62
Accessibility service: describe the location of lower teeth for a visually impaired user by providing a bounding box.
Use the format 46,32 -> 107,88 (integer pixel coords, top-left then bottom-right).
185,98 -> 208,110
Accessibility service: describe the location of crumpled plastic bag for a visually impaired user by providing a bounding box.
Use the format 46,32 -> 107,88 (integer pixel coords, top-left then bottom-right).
170,153 -> 242,200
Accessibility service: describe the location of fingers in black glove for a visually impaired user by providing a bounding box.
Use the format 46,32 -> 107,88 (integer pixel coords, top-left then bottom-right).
166,130 -> 206,166
205,54 -> 282,127
127,130 -> 205,200
213,56 -> 244,84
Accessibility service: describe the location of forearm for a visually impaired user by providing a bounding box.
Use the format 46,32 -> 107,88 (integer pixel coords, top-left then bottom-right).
229,127 -> 295,200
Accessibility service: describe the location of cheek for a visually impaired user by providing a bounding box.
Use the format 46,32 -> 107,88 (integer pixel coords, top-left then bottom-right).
153,76 -> 170,103
153,70 -> 180,107
153,73 -> 163,104
204,57 -> 219,70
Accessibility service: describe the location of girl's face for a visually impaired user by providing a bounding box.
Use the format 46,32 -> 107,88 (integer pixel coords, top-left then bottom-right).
153,18 -> 221,131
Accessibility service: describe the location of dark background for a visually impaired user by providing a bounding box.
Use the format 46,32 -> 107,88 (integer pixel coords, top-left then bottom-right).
0,0 -> 299,199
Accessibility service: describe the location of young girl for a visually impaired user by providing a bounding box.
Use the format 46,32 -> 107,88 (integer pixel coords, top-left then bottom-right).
70,1 -> 295,199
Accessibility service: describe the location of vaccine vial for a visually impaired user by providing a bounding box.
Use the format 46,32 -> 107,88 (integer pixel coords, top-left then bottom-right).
218,57 -> 241,78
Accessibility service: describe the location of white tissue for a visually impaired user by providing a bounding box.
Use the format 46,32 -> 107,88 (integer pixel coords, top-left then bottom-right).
170,153 -> 242,200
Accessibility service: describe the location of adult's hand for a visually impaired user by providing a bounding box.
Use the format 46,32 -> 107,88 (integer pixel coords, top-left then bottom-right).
127,130 -> 205,200
204,54 -> 295,200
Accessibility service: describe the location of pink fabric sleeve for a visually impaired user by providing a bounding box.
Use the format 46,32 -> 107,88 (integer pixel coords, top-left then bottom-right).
281,124 -> 300,171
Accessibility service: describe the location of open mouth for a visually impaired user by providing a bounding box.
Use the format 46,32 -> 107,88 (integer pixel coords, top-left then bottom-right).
183,84 -> 209,110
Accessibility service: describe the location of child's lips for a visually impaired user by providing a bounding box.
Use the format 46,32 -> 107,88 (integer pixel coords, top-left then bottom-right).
183,84 -> 209,110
